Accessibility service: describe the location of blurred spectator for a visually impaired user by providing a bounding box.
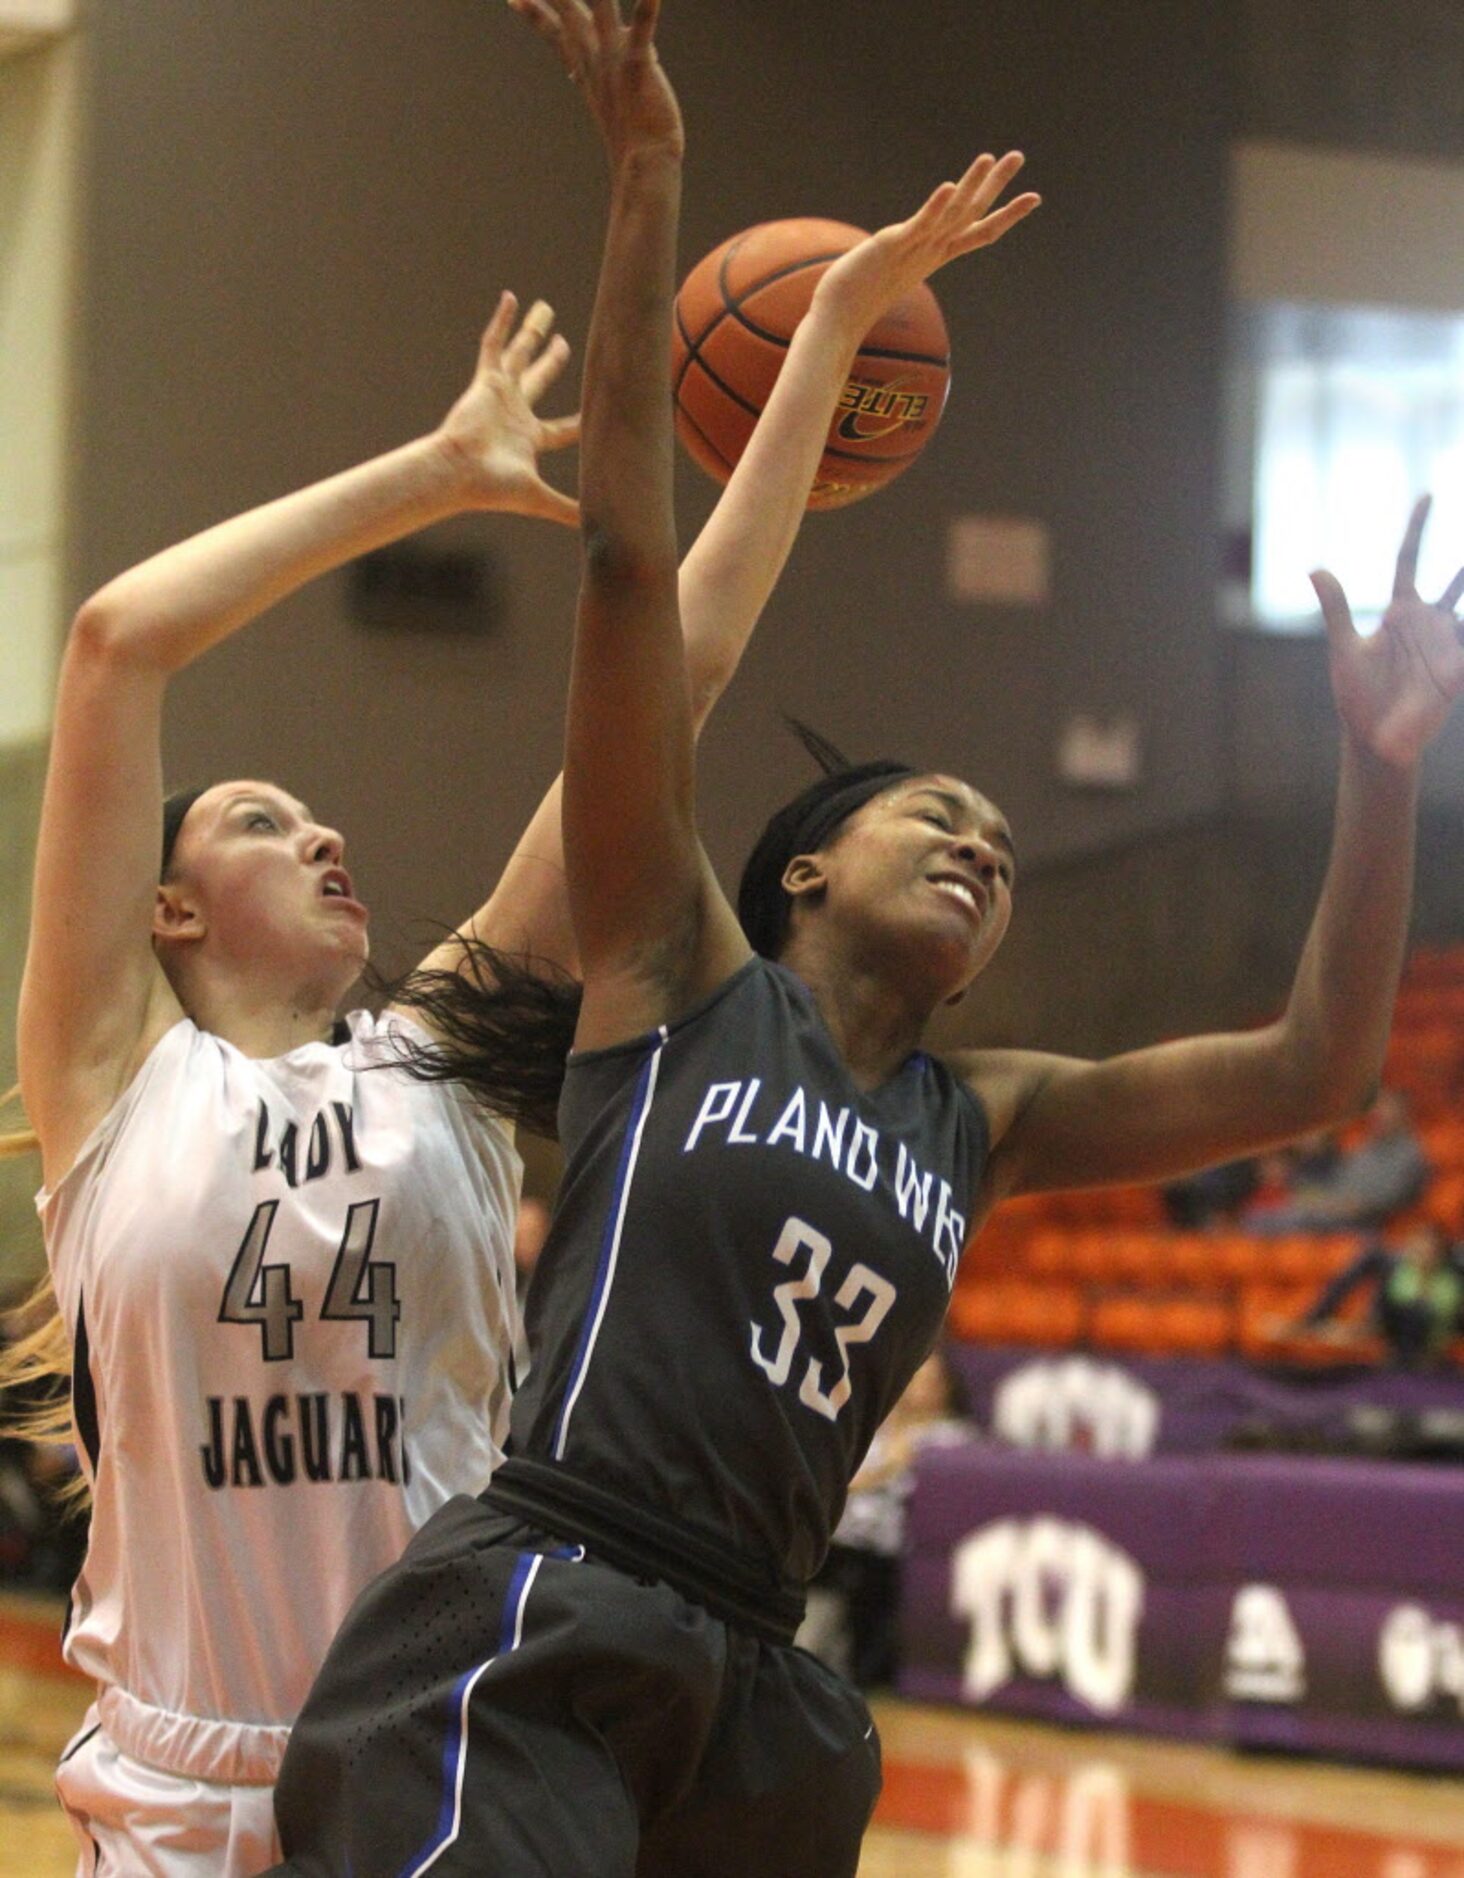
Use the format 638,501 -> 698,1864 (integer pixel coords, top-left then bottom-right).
797,1344 -> 973,1688
1291,1220 -> 1464,1370
1243,1091 -> 1429,1234
1162,1156 -> 1261,1228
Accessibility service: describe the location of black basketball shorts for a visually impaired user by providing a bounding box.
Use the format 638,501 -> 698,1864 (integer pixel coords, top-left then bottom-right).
261,1494 -> 882,1878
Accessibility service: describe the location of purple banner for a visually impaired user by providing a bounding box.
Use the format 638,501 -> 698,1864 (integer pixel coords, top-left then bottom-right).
951,1343 -> 1464,1458
900,1445 -> 1464,1771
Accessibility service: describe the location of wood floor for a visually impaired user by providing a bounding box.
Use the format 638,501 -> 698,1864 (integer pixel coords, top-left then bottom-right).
5,1591 -> 1462,1877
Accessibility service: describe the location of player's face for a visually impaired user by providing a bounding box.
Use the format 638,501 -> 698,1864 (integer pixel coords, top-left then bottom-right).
162,781 -> 369,996
808,774 -> 1015,998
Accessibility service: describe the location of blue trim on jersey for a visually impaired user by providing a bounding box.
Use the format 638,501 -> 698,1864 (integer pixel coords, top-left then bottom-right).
551,1033 -> 666,1460
397,1550 -> 540,1878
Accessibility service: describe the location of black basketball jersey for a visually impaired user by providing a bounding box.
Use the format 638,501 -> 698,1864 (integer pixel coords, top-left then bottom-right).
492,957 -> 988,1615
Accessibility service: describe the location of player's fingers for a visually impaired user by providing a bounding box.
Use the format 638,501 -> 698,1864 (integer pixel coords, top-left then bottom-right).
626,0 -> 661,51
478,292 -> 519,370
960,191 -> 1041,251
1310,568 -> 1358,654
531,483 -> 582,527
589,0 -> 626,44
520,333 -> 573,405
903,178 -> 960,237
507,0 -> 563,41
538,412 -> 582,452
1394,494 -> 1430,599
1439,565 -> 1464,616
510,0 -> 592,74
503,299 -> 558,374
946,153 -> 997,216
965,149 -> 1026,217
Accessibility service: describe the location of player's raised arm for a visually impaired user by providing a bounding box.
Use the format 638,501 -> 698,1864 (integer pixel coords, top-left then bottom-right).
18,297 -> 576,1181
511,0 -> 743,1050
676,155 -> 1039,723
965,498 -> 1464,1210
443,163 -> 1041,999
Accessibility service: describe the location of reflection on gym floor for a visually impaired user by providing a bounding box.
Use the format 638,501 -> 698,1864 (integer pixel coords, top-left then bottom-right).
4,1598 -> 1463,1878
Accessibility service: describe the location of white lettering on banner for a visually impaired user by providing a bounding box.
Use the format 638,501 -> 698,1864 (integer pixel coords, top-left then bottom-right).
1224,1584 -> 1307,1703
952,1518 -> 1145,1714
1379,1604 -> 1464,1714
992,1356 -> 1160,1459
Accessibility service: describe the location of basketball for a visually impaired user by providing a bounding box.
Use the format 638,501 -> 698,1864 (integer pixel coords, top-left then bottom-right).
671,218 -> 952,511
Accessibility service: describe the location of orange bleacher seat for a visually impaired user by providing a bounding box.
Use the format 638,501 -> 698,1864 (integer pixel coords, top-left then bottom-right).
1420,1120 -> 1464,1171
1264,1234 -> 1360,1287
1160,1233 -> 1225,1289
1009,1283 -> 1085,1347
1426,1172 -> 1464,1233
1021,1228 -> 1079,1282
1088,1293 -> 1167,1357
1383,1024 -> 1464,1109
1210,1235 -> 1269,1286
1087,1291 -> 1234,1359
1152,1294 -> 1235,1357
948,1280 -> 1084,1348
1105,1232 -> 1170,1289
1236,1282 -> 1312,1361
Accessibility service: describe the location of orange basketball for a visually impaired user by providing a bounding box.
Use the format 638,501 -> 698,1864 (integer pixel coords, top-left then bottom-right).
671,218 -> 951,511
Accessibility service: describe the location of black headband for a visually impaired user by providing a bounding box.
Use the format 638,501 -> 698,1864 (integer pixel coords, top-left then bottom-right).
736,759 -> 916,959
161,787 -> 207,878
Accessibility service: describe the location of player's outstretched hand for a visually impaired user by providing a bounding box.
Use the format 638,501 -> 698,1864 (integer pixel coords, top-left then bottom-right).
509,0 -> 683,165
436,291 -> 580,526
1313,496 -> 1464,766
814,153 -> 1041,334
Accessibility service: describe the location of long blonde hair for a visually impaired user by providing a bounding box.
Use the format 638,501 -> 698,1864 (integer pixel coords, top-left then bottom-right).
0,1086 -> 86,1507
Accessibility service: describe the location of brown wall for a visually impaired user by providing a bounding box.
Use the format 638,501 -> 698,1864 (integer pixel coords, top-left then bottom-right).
67,0 -> 1234,985
1,740 -> 45,1293
4,1 -> 1462,1283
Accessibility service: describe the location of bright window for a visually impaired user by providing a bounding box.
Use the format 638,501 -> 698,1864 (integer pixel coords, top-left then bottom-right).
1236,302 -> 1464,633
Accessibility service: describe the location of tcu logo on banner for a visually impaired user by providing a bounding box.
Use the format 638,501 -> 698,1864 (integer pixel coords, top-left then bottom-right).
1379,1605 -> 1464,1715
951,1517 -> 1145,1714
1224,1584 -> 1306,1702
991,1356 -> 1160,1459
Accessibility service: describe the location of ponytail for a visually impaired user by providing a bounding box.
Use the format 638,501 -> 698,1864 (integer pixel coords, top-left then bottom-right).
371,938 -> 581,1140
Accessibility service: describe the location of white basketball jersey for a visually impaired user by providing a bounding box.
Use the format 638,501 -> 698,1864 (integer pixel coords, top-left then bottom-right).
38,1009 -> 522,1785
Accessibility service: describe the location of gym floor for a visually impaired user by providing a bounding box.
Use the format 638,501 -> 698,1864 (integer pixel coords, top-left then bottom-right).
4,1592 -> 1462,1877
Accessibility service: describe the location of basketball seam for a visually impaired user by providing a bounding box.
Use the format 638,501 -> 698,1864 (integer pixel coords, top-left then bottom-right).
674,245 -> 844,361
674,397 -> 738,476
674,231 -> 948,485
710,243 -> 948,365
677,314 -> 946,445
676,345 -> 763,423
677,342 -> 937,468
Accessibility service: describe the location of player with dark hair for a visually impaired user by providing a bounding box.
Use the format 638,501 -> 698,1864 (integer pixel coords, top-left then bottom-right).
265,3 -> 1461,1875
5,120 -> 932,1867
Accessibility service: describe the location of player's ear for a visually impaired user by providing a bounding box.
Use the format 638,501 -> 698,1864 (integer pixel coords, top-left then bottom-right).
781,853 -> 827,903
154,882 -> 206,945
